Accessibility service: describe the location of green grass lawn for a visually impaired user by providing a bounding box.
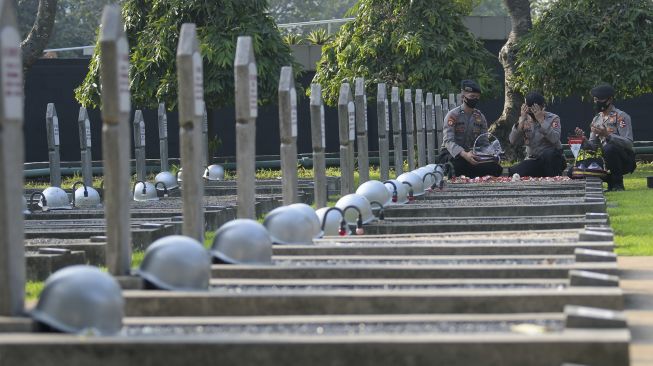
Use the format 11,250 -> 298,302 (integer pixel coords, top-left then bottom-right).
606,162 -> 653,256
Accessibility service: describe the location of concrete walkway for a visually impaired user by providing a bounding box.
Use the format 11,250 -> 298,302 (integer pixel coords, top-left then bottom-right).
619,256 -> 653,366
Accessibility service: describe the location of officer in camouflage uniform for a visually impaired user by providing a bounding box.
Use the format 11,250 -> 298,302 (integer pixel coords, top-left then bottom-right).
438,80 -> 502,178
508,91 -> 566,177
574,84 -> 635,191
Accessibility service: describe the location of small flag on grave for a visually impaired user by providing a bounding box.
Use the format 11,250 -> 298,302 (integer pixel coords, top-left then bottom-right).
568,136 -> 584,159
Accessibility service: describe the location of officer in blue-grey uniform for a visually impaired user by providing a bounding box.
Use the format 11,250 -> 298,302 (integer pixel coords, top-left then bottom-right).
437,80 -> 502,178
508,91 -> 566,177
574,84 -> 636,191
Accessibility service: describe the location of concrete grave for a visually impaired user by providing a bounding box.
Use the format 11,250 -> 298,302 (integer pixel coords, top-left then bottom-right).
404,89 -> 415,170
157,103 -> 169,172
355,77 -> 370,184
0,0 -> 26,316
177,23 -> 205,241
45,103 -> 62,187
310,84 -> 327,208
77,107 -> 93,186
99,4 -> 133,276
376,83 -> 390,181
234,35 -> 257,219
338,83 -> 354,195
391,87 -> 403,176
425,92 -> 436,164
278,66 -> 299,205
415,89 -> 426,167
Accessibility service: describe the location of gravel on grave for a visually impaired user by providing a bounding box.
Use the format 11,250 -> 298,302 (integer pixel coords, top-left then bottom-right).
122,319 -> 563,337
208,283 -> 566,294
130,195 -> 240,209
270,258 -> 574,266
313,239 -> 579,246
392,197 -> 588,208
379,216 -> 587,225
419,189 -> 585,197
440,181 -> 584,190
24,238 -> 98,245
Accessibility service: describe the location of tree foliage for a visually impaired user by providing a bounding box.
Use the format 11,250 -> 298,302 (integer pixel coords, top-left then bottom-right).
312,0 -> 501,106
75,0 -> 299,109
513,0 -> 653,100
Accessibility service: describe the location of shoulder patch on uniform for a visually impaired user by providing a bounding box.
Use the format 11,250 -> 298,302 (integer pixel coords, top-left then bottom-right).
447,117 -> 455,126
552,120 -> 560,129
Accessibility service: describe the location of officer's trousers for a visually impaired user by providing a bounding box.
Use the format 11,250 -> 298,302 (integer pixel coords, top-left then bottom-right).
508,149 -> 566,177
603,142 -> 636,178
448,155 -> 502,178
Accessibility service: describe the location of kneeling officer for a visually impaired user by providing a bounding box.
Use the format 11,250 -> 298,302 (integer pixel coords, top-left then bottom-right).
508,91 -> 565,177
438,79 -> 502,178
573,84 -> 635,191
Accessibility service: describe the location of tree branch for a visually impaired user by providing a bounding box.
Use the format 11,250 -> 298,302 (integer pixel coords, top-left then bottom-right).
20,0 -> 58,71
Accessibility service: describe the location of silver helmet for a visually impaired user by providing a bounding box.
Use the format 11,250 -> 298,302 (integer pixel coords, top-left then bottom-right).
31,265 -> 124,335
335,193 -> 375,225
384,179 -> 409,204
72,182 -> 102,209
211,219 -> 273,264
204,164 -> 225,181
155,171 -> 179,190
264,205 -> 315,245
288,203 -> 323,239
133,181 -> 159,202
41,187 -> 72,210
316,207 -> 350,236
397,171 -> 425,197
414,167 -> 435,189
356,180 -> 392,207
136,235 -> 211,291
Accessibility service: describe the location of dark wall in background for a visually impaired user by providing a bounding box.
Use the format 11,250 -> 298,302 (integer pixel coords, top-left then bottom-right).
23,42 -> 653,163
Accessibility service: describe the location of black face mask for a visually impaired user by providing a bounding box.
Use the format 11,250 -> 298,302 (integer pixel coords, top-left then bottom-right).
594,100 -> 610,112
464,97 -> 479,109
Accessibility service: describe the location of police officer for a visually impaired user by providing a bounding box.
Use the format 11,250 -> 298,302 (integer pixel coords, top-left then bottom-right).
574,84 -> 635,191
508,91 -> 565,177
438,80 -> 502,178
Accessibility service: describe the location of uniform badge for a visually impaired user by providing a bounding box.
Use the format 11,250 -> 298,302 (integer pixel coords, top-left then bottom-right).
618,118 -> 626,128
552,120 -> 560,129
447,118 -> 455,126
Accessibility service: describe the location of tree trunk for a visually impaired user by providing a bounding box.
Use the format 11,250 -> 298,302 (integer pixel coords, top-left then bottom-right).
489,0 -> 532,160
20,0 -> 58,71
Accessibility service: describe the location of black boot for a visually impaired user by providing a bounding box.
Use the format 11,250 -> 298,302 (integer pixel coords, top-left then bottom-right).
612,175 -> 625,191
604,175 -> 615,192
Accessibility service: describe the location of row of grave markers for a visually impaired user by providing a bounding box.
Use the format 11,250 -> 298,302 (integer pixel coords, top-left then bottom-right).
41,79 -> 456,206
0,0 -> 464,316
42,101 -> 207,188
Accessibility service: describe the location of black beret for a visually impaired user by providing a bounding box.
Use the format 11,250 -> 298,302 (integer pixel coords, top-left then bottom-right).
461,80 -> 481,93
590,84 -> 615,99
525,91 -> 545,107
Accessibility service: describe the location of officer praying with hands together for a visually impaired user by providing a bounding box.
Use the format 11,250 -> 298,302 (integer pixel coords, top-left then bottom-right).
574,84 -> 636,191
508,91 -> 566,177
